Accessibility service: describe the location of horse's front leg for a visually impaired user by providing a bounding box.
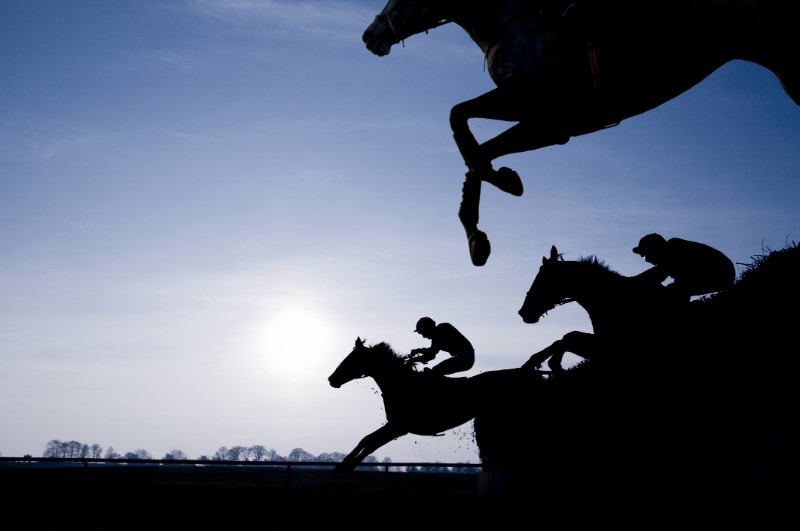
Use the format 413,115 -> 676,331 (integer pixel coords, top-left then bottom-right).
457,173 -> 490,266
332,422 -> 408,478
522,340 -> 568,372
450,88 -> 528,266
523,331 -> 596,372
450,88 -> 527,197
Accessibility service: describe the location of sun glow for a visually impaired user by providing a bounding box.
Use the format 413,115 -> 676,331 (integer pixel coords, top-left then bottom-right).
256,306 -> 337,381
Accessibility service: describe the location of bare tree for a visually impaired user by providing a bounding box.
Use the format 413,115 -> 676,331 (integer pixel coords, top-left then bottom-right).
122,449 -> 152,460
226,446 -> 248,461
43,440 -> 63,458
163,449 -> 188,460
89,444 -> 103,459
316,452 -> 347,463
212,447 -> 229,461
105,447 -> 120,459
248,445 -> 267,462
66,441 -> 82,458
288,448 -> 314,462
265,448 -> 283,461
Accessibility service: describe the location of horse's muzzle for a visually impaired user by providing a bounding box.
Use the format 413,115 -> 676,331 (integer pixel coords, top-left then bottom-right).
518,310 -> 540,324
362,23 -> 393,57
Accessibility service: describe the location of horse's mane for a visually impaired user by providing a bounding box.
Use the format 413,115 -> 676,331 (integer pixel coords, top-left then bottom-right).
369,341 -> 416,373
576,255 -> 623,277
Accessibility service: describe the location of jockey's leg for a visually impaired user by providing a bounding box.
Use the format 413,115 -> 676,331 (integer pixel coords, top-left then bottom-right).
429,349 -> 475,376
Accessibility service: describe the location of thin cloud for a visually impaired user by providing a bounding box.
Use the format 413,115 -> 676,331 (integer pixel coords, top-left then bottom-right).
181,0 -> 370,40
157,51 -> 198,69
0,128 -> 96,162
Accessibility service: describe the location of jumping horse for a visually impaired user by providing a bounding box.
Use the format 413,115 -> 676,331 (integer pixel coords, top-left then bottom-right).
328,337 -> 543,476
363,0 -> 800,266
517,244 -> 680,373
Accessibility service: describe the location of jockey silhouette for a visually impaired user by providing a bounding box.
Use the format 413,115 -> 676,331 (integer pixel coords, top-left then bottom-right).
410,317 -> 475,376
632,233 -> 736,303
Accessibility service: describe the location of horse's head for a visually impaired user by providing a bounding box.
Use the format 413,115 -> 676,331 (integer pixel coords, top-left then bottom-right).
518,245 -> 572,324
363,0 -> 452,56
328,337 -> 371,388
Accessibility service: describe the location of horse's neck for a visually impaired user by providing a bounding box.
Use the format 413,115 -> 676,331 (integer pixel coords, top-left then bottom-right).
576,268 -> 673,335
569,264 -> 627,324
368,365 -> 411,398
453,0 -> 526,52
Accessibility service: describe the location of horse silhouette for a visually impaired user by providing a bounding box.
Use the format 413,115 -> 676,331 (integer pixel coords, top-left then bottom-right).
328,337 -> 543,477
363,0 -> 800,266
518,244 -> 680,372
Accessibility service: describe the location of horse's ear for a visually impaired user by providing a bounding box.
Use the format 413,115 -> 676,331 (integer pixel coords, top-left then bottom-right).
356,337 -> 364,347
550,245 -> 558,259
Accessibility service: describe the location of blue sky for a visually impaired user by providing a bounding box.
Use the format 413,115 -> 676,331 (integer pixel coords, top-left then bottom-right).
1,0 -> 798,463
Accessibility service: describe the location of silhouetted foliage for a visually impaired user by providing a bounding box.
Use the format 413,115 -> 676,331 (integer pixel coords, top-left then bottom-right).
163,449 -> 188,460
36,440 -> 399,468
122,449 -> 152,460
104,447 -> 119,459
43,440 -> 88,458
475,243 -> 798,512
316,452 -> 347,463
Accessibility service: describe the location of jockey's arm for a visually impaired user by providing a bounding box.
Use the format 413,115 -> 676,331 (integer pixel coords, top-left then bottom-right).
410,347 -> 438,362
633,265 -> 668,285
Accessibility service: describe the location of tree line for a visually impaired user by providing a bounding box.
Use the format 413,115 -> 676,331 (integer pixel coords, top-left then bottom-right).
41,439 -> 363,463
38,440 -> 476,473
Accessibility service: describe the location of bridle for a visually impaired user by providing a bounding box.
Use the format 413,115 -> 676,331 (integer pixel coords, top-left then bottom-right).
375,1 -> 452,47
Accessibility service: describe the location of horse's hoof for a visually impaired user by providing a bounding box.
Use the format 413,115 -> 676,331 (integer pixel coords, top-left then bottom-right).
496,167 -> 523,196
480,167 -> 523,197
468,230 -> 490,266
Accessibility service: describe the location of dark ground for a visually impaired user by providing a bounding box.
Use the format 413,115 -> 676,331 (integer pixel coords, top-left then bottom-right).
2,462 -> 791,529
2,463 -> 491,530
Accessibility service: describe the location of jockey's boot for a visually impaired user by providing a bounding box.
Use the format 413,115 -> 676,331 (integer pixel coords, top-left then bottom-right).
480,166 -> 524,197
